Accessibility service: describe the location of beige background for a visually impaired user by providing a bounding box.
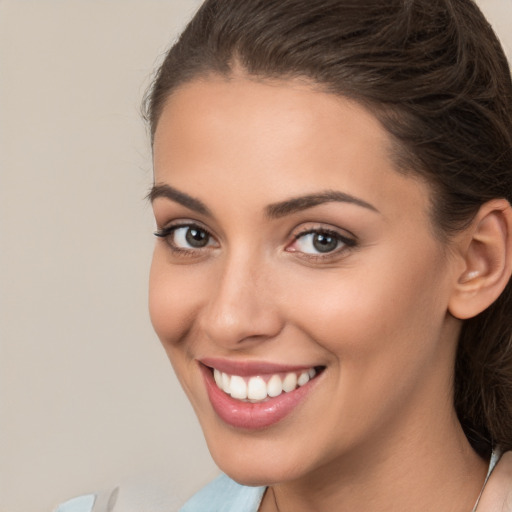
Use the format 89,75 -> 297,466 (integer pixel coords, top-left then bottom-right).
0,1 -> 510,511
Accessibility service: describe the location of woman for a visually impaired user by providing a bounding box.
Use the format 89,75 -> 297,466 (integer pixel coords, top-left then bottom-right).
57,0 -> 512,510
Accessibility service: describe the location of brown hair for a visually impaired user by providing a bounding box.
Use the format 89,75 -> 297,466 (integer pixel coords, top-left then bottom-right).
144,0 -> 512,456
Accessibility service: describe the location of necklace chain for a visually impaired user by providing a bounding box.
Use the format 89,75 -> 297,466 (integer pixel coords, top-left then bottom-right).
271,487 -> 280,512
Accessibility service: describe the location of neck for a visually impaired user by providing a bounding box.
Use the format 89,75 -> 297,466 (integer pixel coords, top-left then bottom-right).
261,409 -> 488,512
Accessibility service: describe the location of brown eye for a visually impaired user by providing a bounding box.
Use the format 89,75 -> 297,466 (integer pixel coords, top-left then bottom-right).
311,233 -> 339,253
184,227 -> 210,248
293,230 -> 346,254
154,224 -> 217,251
287,228 -> 357,258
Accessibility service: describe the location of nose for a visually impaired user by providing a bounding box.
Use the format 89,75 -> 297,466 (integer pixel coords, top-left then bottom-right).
198,253 -> 284,349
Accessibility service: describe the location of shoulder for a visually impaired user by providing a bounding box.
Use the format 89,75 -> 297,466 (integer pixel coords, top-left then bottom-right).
180,474 -> 266,512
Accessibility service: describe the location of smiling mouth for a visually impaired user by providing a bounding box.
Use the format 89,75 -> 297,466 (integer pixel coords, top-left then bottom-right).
199,362 -> 325,429
208,365 -> 325,402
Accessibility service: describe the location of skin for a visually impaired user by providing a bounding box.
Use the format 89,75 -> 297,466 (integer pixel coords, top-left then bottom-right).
149,76 -> 488,511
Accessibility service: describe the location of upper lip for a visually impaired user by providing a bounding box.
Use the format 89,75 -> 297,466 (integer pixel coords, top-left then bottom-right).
199,357 -> 319,376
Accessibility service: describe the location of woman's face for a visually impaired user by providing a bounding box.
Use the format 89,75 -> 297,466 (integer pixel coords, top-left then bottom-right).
149,76 -> 462,486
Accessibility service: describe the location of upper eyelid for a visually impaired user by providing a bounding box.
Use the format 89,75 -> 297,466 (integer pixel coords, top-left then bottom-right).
291,223 -> 357,241
156,219 -> 213,233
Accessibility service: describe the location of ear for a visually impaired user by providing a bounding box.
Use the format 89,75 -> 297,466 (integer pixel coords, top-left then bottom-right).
448,199 -> 512,320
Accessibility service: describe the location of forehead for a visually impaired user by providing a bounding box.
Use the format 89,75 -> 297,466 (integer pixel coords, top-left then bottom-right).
154,75 -> 390,162
152,76 -> 432,225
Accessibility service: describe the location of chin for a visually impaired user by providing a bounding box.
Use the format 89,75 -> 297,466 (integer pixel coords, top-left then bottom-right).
214,457 -> 300,488
203,428 -> 313,487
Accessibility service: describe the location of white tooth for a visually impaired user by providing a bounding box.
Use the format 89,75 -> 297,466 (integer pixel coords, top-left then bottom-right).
221,372 -> 231,394
213,368 -> 222,388
297,371 -> 310,386
282,372 -> 297,392
247,376 -> 267,400
229,375 -> 247,399
267,374 -> 283,397
308,368 -> 316,379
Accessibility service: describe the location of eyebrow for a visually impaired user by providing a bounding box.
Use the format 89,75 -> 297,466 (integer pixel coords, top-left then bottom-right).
148,183 -> 212,216
148,184 -> 378,218
265,190 -> 379,218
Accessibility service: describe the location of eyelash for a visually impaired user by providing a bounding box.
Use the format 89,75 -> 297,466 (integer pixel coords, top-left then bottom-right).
154,222 -> 357,261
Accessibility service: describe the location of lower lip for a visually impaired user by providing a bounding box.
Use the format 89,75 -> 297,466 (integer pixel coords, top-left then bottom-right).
200,364 -> 320,430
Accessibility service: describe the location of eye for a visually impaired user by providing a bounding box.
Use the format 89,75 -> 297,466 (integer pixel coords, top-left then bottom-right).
154,223 -> 218,252
173,226 -> 211,248
287,228 -> 356,256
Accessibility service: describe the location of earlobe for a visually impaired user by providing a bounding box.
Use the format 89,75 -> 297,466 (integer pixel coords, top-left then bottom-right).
448,199 -> 512,320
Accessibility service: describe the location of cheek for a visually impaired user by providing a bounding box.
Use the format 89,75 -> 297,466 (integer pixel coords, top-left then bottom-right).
148,249 -> 202,352
285,243 -> 451,368
277,248 -> 455,445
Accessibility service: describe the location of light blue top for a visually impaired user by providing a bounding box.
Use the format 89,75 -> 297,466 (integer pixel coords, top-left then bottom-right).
54,494 -> 96,512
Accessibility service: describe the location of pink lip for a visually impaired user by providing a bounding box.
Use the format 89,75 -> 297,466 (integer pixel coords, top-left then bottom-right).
199,361 -> 321,430
200,357 -> 314,377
